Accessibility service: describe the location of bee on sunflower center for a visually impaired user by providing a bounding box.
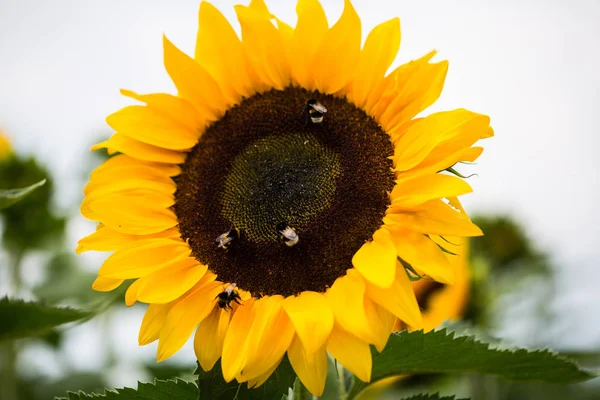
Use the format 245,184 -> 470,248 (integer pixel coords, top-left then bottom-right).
277,222 -> 299,247
215,227 -> 240,250
305,98 -> 327,124
215,283 -> 242,310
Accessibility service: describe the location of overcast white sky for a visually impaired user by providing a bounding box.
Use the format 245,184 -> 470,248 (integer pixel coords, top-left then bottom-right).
1,0 -> 599,381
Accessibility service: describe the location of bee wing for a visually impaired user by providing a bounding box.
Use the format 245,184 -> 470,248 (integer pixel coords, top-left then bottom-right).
312,102 -> 327,113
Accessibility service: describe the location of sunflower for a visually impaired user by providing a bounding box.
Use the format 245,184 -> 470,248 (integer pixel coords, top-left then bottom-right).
396,237 -> 470,333
79,0 -> 493,395
0,130 -> 11,160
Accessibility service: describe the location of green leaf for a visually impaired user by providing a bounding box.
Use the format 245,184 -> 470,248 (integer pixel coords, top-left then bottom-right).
347,329 -> 595,399
145,363 -> 194,381
57,379 -> 198,399
0,297 -> 91,341
0,156 -> 65,251
400,394 -> 468,400
0,178 -> 45,209
195,357 -> 296,400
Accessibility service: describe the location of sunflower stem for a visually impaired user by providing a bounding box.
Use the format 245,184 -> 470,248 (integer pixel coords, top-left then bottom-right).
336,361 -> 348,400
0,251 -> 24,400
292,378 -> 313,400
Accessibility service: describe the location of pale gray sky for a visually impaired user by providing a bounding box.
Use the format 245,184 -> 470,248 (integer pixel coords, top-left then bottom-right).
1,0 -> 599,386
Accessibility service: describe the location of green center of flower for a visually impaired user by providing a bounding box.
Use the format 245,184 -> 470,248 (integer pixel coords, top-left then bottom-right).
221,133 -> 341,243
174,87 -> 394,296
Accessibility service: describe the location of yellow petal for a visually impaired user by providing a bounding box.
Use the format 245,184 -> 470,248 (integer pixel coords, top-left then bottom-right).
135,258 -> 208,304
275,18 -> 293,59
91,276 -> 124,292
366,51 -> 436,114
235,5 -> 290,90
194,306 -> 231,371
447,197 -> 467,215
120,90 -> 206,133
385,199 -> 483,238
76,225 -> 180,254
390,174 -> 472,209
86,194 -> 178,235
139,303 -> 172,345
363,294 -> 396,352
282,291 -> 333,355
311,0 -> 361,94
249,0 -> 271,16
82,180 -> 175,214
326,273 -> 380,345
347,17 -> 400,107
287,335 -> 328,397
238,296 -> 295,382
352,228 -> 396,288
91,134 -> 186,164
399,147 -> 483,181
125,278 -> 143,306
221,298 -> 257,382
98,239 -> 191,279
247,357 -> 282,389
389,229 -> 455,284
85,164 -> 177,196
82,187 -> 174,221
82,186 -> 174,220
157,276 -> 223,361
375,54 -> 448,131
365,260 -> 423,329
106,106 -> 198,150
419,237 -> 470,332
393,109 -> 491,172
194,2 -> 250,101
291,0 -> 328,89
326,324 -> 372,382
92,154 -> 181,177
397,118 -> 491,164
163,35 -> 229,120
327,324 -> 373,382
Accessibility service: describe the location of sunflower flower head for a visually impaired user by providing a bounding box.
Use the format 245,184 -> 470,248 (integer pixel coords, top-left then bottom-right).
79,0 -> 493,395
0,130 -> 12,160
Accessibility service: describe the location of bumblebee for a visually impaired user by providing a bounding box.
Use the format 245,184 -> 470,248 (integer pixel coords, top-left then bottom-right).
306,99 -> 327,124
215,227 -> 240,250
277,223 -> 299,247
216,283 -> 242,310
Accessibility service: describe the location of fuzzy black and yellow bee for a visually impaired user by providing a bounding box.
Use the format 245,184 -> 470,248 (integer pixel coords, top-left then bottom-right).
215,227 -> 240,250
277,222 -> 299,247
306,99 -> 327,124
216,283 -> 242,310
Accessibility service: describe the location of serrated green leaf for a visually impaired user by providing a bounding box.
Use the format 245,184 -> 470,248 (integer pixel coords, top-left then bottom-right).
347,329 -> 595,399
57,379 -> 198,399
195,357 -> 296,400
0,297 -> 91,341
400,394 -> 468,400
0,178 -> 45,209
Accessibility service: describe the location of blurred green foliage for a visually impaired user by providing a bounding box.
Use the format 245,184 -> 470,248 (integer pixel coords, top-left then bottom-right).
0,154 -> 65,252
471,216 -> 550,276
464,215 -> 553,327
